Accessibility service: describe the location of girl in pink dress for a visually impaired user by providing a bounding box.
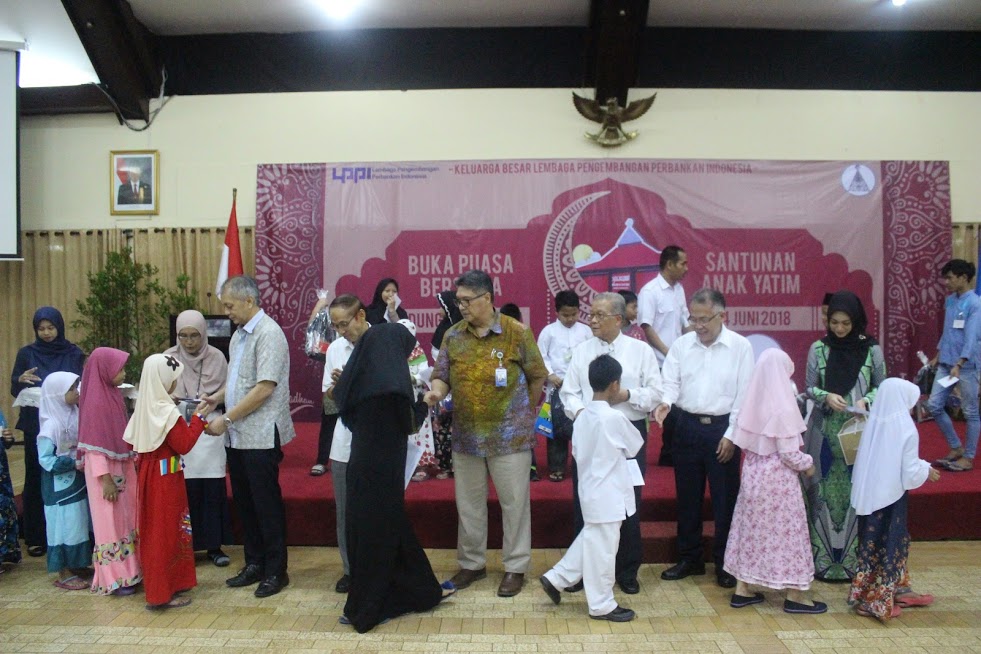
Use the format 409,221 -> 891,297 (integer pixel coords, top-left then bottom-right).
724,348 -> 826,614
77,348 -> 142,595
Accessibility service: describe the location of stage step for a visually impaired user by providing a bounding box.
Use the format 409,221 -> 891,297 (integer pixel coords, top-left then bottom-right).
641,520 -> 716,564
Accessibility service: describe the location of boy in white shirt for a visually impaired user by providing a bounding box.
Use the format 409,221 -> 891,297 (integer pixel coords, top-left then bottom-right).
540,354 -> 644,622
536,290 -> 592,481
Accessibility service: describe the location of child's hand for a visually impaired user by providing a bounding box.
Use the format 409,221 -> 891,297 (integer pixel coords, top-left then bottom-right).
100,474 -> 119,502
802,465 -> 816,478
928,467 -> 941,482
1,428 -> 13,449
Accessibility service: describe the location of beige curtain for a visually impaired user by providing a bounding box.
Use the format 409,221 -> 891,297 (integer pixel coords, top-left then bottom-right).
951,224 -> 981,267
1,228 -> 254,425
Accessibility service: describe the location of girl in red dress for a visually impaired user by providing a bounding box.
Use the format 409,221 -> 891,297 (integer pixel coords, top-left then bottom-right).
123,353 -> 211,609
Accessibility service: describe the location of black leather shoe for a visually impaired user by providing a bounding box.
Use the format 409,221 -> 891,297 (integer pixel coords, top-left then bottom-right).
565,580 -> 584,593
255,573 -> 290,598
617,578 -> 640,594
716,570 -> 737,589
226,564 -> 263,588
660,560 -> 706,581
334,574 -> 350,593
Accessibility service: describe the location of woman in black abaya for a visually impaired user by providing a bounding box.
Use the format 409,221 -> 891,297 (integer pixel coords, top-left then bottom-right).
333,322 -> 452,633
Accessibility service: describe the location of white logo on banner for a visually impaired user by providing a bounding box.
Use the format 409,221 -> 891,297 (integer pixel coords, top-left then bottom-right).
841,164 -> 876,196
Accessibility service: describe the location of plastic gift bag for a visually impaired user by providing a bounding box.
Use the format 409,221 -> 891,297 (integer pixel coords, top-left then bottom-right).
534,389 -> 554,439
305,289 -> 336,361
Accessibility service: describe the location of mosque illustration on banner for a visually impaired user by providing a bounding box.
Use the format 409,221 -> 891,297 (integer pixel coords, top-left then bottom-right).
573,218 -> 661,293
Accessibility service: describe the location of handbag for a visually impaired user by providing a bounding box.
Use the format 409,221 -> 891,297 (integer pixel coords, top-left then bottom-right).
534,389 -> 554,439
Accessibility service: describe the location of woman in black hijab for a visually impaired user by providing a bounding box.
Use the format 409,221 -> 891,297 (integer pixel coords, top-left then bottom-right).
802,290 -> 886,582
333,322 -> 452,633
10,307 -> 85,557
364,278 -> 409,326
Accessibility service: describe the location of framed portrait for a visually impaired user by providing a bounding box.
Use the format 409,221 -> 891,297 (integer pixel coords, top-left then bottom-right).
110,150 -> 159,215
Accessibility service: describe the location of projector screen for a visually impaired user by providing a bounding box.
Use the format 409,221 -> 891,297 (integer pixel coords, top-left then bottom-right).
0,49 -> 19,259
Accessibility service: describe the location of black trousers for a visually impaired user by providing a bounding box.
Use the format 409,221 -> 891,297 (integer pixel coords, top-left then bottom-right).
546,391 -> 574,474
572,418 -> 647,584
673,410 -> 740,566
658,405 -> 680,466
317,412 -> 338,466
20,427 -> 46,548
226,429 -> 288,576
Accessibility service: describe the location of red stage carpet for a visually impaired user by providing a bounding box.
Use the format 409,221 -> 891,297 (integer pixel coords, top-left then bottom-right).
273,420 -> 980,560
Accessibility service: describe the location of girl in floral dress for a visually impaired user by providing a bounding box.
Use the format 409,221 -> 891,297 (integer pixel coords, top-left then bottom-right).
724,349 -> 827,614
849,378 -> 940,622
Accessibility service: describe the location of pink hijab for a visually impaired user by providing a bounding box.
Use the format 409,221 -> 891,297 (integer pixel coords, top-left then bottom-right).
163,310 -> 228,399
730,348 -> 807,456
77,347 -> 132,459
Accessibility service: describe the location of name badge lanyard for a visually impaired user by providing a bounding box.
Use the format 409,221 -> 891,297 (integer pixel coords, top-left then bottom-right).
493,349 -> 507,387
952,295 -> 972,329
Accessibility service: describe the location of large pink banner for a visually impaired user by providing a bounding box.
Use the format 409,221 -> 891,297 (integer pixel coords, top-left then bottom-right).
256,159 -> 951,422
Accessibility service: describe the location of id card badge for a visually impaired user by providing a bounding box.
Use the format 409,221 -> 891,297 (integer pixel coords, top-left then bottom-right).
954,318 -> 966,329
493,350 -> 507,387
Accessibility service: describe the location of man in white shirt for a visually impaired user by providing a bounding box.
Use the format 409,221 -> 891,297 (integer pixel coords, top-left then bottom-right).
536,290 -> 592,481
637,245 -> 690,466
561,292 -> 661,594
653,288 -> 754,589
323,294 -> 371,595
541,354 -> 644,622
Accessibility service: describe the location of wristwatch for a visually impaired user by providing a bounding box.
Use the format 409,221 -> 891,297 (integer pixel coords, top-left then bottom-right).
223,415 -> 233,427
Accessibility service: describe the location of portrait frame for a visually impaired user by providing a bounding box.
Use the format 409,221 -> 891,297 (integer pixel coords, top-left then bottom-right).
110,149 -> 159,215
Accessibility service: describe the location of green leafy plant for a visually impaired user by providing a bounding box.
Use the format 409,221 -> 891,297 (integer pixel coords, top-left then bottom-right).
73,249 -> 201,381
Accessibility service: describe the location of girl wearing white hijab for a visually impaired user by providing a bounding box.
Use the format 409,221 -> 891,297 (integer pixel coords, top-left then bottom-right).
123,354 -> 211,610
848,378 -> 940,622
37,372 -> 91,590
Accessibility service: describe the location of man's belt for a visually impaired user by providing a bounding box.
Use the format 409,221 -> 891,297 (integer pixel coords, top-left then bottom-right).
678,408 -> 730,426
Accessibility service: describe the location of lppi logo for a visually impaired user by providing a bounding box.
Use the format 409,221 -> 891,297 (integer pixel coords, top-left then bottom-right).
332,167 -> 372,183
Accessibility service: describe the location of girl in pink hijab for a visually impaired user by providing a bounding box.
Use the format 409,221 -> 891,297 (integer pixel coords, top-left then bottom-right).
724,348 -> 826,614
77,347 -> 142,595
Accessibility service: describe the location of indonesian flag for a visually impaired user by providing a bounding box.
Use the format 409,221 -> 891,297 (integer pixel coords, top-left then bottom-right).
215,194 -> 244,297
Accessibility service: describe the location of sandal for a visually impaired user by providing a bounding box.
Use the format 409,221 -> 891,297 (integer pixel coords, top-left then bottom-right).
934,449 -> 963,466
896,592 -> 934,608
943,458 -> 974,472
435,470 -> 452,480
411,470 -> 429,482
54,575 -> 89,591
146,596 -> 192,610
548,471 -> 565,482
309,464 -> 327,476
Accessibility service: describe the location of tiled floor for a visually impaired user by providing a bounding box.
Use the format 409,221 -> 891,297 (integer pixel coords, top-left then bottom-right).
1,542 -> 979,653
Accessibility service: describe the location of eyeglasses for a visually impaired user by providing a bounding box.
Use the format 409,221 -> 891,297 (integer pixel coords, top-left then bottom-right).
688,312 -> 722,326
332,315 -> 358,330
588,312 -> 617,322
177,333 -> 201,341
454,292 -> 489,308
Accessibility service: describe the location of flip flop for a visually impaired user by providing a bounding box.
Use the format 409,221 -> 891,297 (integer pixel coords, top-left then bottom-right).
440,580 -> 457,599
54,575 -> 88,591
411,470 -> 429,482
146,596 -> 192,610
943,460 -> 974,472
896,592 -> 934,608
548,471 -> 565,482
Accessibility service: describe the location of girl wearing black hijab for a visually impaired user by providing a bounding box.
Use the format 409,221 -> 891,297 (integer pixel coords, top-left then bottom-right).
802,291 -> 886,582
364,278 -> 409,326
333,322 -> 452,633
10,307 -> 85,557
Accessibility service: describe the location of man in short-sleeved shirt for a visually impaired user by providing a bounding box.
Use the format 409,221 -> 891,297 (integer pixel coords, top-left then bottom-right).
202,275 -> 295,599
425,270 -> 548,598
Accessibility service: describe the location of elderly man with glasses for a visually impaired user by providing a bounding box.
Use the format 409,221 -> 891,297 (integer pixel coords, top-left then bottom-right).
424,269 -> 548,598
653,288 -> 754,589
559,292 -> 662,595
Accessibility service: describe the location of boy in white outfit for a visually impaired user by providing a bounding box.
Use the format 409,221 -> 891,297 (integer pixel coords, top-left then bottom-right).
540,354 -> 644,622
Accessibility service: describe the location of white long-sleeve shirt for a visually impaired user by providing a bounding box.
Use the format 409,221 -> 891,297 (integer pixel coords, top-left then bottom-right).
573,401 -> 645,523
659,326 -> 755,440
323,336 -> 356,463
537,320 -> 592,378
560,333 -> 662,422
637,274 -> 689,364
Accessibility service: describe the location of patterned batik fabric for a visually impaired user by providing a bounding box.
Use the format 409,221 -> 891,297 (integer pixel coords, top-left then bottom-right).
848,493 -> 912,621
0,445 -> 22,565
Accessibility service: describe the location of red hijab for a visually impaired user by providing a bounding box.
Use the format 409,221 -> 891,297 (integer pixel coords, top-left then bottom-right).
77,347 -> 132,460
